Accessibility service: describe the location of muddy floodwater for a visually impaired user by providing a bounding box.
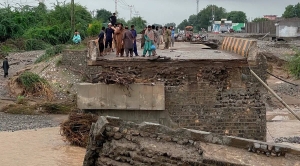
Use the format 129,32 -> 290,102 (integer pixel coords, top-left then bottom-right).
0,127 -> 86,166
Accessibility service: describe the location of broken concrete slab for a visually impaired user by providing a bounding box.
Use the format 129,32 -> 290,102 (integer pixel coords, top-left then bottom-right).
83,116 -> 300,166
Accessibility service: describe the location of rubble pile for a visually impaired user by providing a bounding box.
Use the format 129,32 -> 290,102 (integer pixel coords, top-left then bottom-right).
92,66 -> 187,86
83,116 -> 300,166
92,71 -> 135,89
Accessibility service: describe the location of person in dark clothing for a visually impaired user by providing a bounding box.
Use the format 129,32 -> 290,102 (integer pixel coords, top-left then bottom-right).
130,25 -> 139,56
105,23 -> 115,53
2,57 -> 9,78
109,13 -> 117,26
98,27 -> 106,56
141,27 -> 147,49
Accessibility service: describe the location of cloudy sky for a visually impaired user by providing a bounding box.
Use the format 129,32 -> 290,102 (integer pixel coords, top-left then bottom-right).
19,0 -> 299,25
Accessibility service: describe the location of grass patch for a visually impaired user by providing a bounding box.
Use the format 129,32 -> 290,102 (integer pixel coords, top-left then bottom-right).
68,43 -> 86,50
40,102 -> 75,114
17,72 -> 53,100
55,56 -> 63,66
16,95 -> 27,104
287,48 -> 300,78
2,104 -> 38,115
1,102 -> 75,115
35,45 -> 65,63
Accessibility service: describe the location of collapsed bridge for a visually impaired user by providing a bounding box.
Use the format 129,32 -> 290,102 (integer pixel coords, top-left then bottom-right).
63,37 -> 267,141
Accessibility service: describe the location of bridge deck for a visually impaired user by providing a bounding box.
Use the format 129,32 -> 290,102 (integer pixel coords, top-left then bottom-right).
90,42 -> 244,63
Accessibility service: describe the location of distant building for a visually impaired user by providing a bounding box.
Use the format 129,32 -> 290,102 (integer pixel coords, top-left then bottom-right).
263,15 -> 277,20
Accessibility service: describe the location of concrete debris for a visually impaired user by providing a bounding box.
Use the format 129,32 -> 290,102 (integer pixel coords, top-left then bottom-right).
83,116 -> 300,166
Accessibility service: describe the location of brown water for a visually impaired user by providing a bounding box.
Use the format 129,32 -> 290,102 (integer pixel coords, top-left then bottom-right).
0,127 -> 86,166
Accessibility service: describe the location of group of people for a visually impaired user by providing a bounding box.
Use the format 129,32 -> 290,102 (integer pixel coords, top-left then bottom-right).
96,13 -> 176,57
97,22 -> 138,57
141,25 -> 175,56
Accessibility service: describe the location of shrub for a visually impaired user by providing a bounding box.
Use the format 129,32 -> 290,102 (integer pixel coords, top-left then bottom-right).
288,48 -> 300,78
87,21 -> 102,37
40,102 -> 75,114
25,39 -> 50,51
35,45 -> 65,63
16,95 -> 26,104
17,71 -> 53,99
2,104 -> 38,115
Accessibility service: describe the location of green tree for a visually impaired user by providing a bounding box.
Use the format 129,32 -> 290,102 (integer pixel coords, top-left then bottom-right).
227,11 -> 247,23
87,20 -> 102,36
117,18 -> 127,25
282,5 -> 296,18
252,17 -> 269,22
96,9 -> 112,22
181,5 -> 227,32
165,22 -> 176,28
197,5 -> 227,30
282,3 -> 300,18
127,16 -> 147,33
177,19 -> 189,30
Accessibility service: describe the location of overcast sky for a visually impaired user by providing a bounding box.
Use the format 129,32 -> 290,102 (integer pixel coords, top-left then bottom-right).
23,0 -> 299,25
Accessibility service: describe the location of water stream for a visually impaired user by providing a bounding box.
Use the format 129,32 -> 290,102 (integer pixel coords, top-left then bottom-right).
0,127 -> 85,166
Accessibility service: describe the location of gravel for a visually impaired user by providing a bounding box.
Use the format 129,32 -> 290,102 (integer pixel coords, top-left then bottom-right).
275,136 -> 300,144
273,83 -> 300,99
0,112 -> 59,132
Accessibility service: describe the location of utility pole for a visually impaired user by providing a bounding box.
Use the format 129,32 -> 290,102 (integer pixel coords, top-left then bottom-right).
196,0 -> 199,14
71,0 -> 75,34
115,0 -> 117,13
129,5 -> 133,19
212,5 -> 215,26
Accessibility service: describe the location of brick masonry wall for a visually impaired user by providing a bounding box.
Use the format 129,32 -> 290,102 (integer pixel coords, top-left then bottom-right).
62,49 -> 267,141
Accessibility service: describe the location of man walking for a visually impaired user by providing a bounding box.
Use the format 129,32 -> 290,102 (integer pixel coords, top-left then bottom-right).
163,26 -> 171,49
2,57 -> 9,78
167,27 -> 172,49
98,27 -> 105,56
170,26 -> 175,47
141,27 -> 147,49
108,13 -> 117,26
105,23 -> 114,54
158,26 -> 164,45
143,25 -> 154,57
130,25 -> 139,56
122,26 -> 135,57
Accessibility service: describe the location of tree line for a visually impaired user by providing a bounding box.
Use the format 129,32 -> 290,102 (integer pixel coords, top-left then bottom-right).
177,3 -> 300,32
177,5 -> 247,32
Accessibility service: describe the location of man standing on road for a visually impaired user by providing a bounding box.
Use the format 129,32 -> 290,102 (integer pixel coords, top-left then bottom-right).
141,27 -> 147,49
108,13 -> 117,26
114,23 -> 125,57
2,57 -> 9,78
122,26 -> 135,57
105,23 -> 114,54
98,27 -> 105,56
130,25 -> 139,56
